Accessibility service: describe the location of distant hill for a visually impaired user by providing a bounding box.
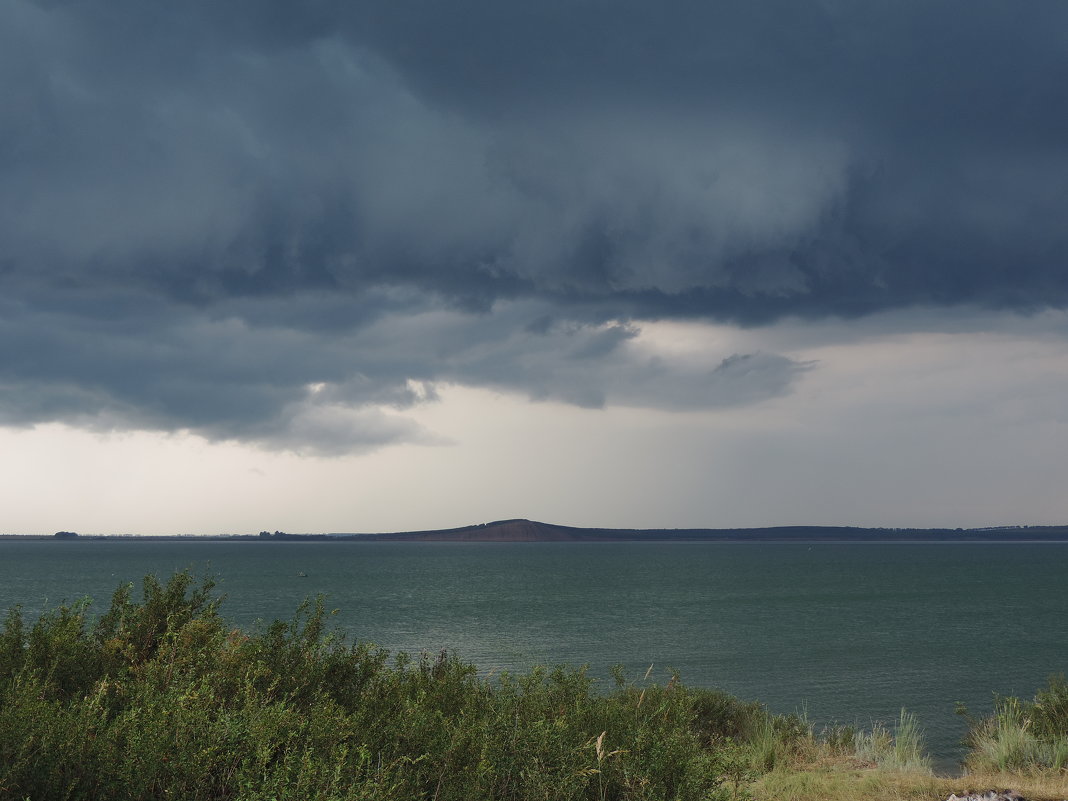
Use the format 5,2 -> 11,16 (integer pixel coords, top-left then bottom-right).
354,519 -> 586,542
337,519 -> 1068,542
7,519 -> 1068,541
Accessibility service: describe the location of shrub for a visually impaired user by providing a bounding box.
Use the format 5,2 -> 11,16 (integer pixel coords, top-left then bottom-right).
0,571 -> 742,801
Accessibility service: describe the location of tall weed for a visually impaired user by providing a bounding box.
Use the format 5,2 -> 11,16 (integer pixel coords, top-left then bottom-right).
965,684 -> 1068,773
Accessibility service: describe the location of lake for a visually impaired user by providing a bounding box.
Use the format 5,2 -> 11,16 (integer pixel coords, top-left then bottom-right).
1,539 -> 1065,772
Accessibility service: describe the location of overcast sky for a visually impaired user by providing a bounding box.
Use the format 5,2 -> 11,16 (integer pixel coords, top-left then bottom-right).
2,0 -> 1067,534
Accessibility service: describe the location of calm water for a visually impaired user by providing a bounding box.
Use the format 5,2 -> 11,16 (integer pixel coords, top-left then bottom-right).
1,540 -> 1065,772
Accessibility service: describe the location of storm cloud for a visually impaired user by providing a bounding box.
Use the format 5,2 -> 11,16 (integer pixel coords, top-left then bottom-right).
2,0 -> 1066,450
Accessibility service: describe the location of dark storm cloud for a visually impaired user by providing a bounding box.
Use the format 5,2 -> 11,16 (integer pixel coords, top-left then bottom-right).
0,291 -> 805,453
2,0 -> 1065,448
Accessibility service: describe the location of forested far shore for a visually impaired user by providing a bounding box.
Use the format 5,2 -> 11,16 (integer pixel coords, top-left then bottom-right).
2,571 -> 1066,801
5,518 -> 1068,541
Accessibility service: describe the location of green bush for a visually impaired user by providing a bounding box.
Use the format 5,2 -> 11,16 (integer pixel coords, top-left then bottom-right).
0,571 -> 746,801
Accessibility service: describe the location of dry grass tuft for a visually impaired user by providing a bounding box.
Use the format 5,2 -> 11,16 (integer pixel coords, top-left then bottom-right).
752,767 -> 942,801
949,770 -> 1068,801
753,767 -> 1068,801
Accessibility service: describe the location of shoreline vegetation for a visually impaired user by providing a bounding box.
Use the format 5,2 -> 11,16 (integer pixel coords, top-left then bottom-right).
1,573 -> 1065,801
6,518 -> 1068,541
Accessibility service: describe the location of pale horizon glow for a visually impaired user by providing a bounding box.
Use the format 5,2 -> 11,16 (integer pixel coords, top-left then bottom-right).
4,314 -> 1066,536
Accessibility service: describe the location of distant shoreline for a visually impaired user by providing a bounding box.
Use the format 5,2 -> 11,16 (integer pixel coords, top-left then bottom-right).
5,518 -> 1068,542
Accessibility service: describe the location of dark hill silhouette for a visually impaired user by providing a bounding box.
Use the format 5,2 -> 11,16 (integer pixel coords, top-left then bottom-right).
339,519 -> 1068,542
374,519 -> 579,542
14,520 -> 1067,541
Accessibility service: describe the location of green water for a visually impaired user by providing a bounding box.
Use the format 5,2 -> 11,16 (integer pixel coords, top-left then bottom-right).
1,540 -> 1065,771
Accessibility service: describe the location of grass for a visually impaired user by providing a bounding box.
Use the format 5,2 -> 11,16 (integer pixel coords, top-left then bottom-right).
963,685 -> 1068,773
749,688 -> 1068,801
0,570 -> 1064,801
751,708 -> 1068,801
743,708 -> 933,801
844,709 -> 931,773
753,768 -> 1068,801
752,766 -> 943,801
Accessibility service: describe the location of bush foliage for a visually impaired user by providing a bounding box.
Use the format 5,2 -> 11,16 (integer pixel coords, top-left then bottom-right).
0,572 -> 761,801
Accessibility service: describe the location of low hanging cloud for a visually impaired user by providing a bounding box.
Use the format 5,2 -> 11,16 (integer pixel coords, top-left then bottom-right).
1,0 -> 1065,450
0,293 -> 809,453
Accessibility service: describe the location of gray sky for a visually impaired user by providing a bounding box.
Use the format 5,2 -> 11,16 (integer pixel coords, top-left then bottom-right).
3,0 -> 1067,534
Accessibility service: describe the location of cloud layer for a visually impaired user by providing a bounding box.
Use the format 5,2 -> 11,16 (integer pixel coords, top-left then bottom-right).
3,0 -> 1066,450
